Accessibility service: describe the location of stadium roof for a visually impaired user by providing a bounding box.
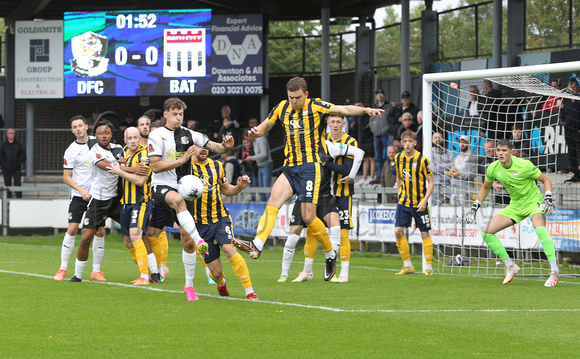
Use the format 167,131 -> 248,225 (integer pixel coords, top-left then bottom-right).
1,0 -> 400,26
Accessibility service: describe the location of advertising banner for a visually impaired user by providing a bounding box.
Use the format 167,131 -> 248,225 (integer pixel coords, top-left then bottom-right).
15,20 -> 64,99
211,14 -> 263,96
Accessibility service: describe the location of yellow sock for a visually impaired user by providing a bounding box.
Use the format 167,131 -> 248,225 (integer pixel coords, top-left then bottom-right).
148,234 -> 161,267
340,228 -> 351,261
128,247 -> 137,265
255,205 -> 279,243
423,236 -> 433,265
304,228 -> 317,259
396,235 -> 411,262
133,239 -> 149,275
211,271 -> 225,285
308,217 -> 332,253
158,230 -> 168,265
197,248 -> 208,268
229,252 -> 252,289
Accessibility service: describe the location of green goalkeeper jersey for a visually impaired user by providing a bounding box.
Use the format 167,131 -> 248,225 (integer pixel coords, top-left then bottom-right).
485,155 -> 543,206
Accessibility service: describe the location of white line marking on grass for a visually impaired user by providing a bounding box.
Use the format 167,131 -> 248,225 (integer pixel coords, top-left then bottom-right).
1,269 -> 579,314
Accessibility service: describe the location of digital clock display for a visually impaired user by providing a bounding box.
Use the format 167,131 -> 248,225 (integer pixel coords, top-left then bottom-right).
63,9 -> 212,97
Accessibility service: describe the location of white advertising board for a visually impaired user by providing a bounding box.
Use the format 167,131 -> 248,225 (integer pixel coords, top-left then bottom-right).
15,20 -> 64,99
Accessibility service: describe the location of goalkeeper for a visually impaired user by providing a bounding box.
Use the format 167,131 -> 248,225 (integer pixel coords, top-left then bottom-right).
464,139 -> 559,287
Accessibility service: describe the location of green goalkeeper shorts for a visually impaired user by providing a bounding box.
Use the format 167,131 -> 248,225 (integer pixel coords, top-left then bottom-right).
499,201 -> 543,224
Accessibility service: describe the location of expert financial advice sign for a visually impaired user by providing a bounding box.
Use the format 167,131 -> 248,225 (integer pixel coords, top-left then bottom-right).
211,14 -> 263,96
15,20 -> 64,99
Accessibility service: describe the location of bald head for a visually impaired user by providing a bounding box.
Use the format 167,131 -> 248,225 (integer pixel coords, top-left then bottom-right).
124,127 -> 141,152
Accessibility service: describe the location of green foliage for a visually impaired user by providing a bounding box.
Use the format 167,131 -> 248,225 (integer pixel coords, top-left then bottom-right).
268,20 -> 356,76
0,234 -> 579,358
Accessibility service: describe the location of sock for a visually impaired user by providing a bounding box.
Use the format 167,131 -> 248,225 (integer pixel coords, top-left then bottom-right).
549,260 -> 559,272
481,232 -> 509,260
176,211 -> 202,243
254,205 -> 279,250
244,287 -> 255,296
304,229 -> 317,259
229,252 -> 252,289
503,257 -> 514,267
148,234 -> 161,267
147,253 -> 159,274
213,272 -> 225,286
134,239 -> 149,275
423,236 -> 433,265
281,234 -> 299,277
535,226 -> 557,262
197,249 -> 208,267
303,257 -> 314,274
329,226 -> 341,253
60,233 -> 76,270
159,231 -> 168,265
205,266 -> 212,279
340,229 -> 351,262
182,250 -> 196,287
74,259 -> 87,280
396,235 -> 412,262
339,261 -> 350,279
92,236 -> 105,273
308,217 -> 333,253
128,247 -> 137,265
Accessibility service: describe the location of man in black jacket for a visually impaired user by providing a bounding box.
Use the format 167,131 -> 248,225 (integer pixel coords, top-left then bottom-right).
0,128 -> 26,198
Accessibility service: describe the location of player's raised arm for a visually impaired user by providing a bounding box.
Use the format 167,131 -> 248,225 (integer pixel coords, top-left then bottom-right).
331,105 -> 384,118
204,134 -> 234,155
247,120 -> 275,139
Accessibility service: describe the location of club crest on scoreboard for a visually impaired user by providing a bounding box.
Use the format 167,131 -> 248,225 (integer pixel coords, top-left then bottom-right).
164,29 -> 206,78
70,31 -> 109,77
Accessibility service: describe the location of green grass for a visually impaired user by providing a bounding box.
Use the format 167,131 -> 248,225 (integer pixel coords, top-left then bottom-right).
1,234 -> 579,358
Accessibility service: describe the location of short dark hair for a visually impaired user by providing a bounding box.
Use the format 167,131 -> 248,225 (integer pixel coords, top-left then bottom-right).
496,138 -> 513,149
287,77 -> 307,92
163,97 -> 187,112
150,121 -> 163,129
93,120 -> 114,133
70,115 -> 87,125
137,116 -> 151,126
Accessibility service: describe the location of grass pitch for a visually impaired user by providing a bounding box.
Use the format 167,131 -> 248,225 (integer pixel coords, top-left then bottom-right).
0,234 -> 578,358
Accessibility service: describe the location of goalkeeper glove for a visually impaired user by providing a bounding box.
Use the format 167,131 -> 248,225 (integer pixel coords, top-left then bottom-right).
539,191 -> 555,215
464,200 -> 481,224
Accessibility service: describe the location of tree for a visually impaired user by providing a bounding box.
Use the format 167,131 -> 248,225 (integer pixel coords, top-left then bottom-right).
268,20 -> 355,76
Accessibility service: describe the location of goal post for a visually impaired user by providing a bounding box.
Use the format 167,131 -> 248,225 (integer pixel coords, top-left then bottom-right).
421,61 -> 580,277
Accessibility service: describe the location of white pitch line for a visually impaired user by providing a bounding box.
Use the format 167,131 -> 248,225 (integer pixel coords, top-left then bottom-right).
1,269 -> 579,314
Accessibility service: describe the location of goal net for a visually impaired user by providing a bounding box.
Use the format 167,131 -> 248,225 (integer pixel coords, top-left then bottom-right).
422,61 -> 580,278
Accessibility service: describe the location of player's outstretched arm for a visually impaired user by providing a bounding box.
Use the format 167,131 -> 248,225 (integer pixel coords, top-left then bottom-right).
205,135 -> 234,155
331,105 -> 384,118
108,163 -> 147,187
221,174 -> 250,196
247,120 -> 275,139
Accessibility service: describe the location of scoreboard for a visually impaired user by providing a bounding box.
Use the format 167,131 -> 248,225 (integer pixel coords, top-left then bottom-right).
63,9 -> 212,97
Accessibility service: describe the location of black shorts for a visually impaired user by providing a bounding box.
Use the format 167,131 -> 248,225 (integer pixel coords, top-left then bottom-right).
290,192 -> 338,227
360,143 -> 375,158
120,202 -> 153,236
196,216 -> 234,263
279,163 -> 323,204
336,196 -> 353,229
83,197 -> 121,229
68,196 -> 89,224
395,204 -> 431,232
148,201 -> 175,230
